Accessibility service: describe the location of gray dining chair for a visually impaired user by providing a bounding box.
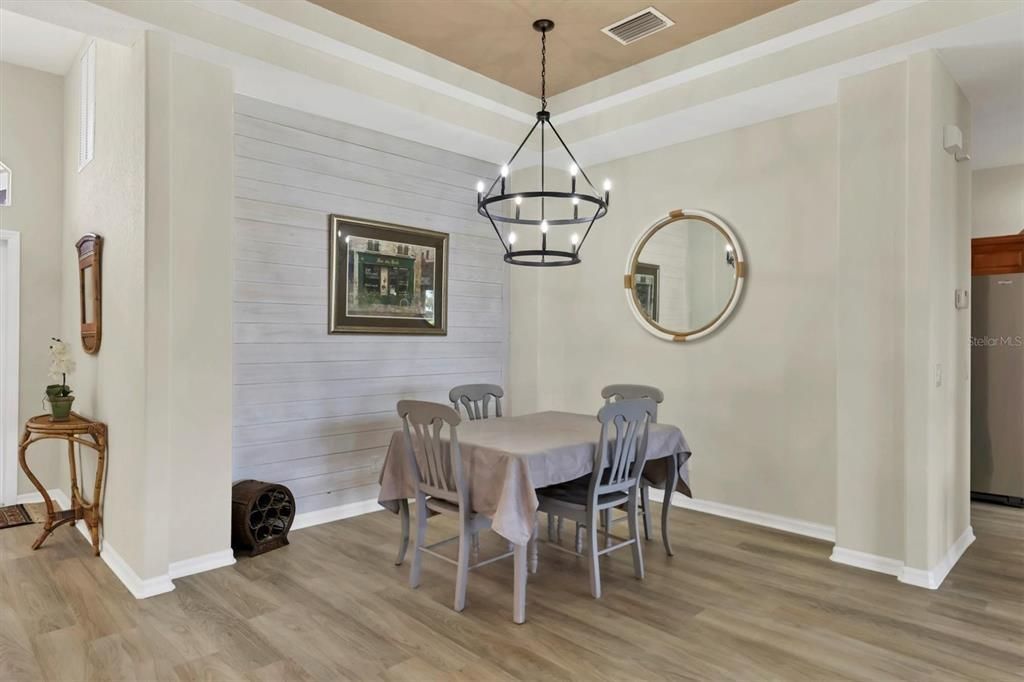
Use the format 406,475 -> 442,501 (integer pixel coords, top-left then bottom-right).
397,399 -> 515,612
536,398 -> 656,598
449,383 -> 504,421
601,384 -> 676,556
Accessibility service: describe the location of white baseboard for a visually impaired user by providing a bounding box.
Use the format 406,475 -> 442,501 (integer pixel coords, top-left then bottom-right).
663,490 -> 836,542
830,546 -> 904,576
898,526 -> 975,590
19,487 -> 175,599
169,549 -> 236,579
100,541 -> 175,599
16,488 -> 68,506
292,497 -> 382,531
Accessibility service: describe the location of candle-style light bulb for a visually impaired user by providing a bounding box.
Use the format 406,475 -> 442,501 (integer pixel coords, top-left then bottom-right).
571,232 -> 580,252
476,180 -> 485,199
572,195 -> 580,219
514,195 -> 522,220
569,162 -> 578,193
500,165 -> 509,194
540,220 -> 549,234
603,178 -> 612,207
508,231 -> 517,245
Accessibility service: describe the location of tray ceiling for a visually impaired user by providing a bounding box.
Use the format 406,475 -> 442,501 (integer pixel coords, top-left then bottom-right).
309,0 -> 795,96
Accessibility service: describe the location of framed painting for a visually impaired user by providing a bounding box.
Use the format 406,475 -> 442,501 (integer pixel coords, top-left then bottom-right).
634,262 -> 660,323
328,215 -> 448,335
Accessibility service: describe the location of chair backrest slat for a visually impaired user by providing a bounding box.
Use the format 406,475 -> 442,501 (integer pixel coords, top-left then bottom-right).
589,398 -> 656,501
601,384 -> 663,422
397,400 -> 465,506
450,384 -> 504,421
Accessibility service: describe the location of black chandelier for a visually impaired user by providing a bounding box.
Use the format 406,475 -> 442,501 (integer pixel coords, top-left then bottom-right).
476,19 -> 611,267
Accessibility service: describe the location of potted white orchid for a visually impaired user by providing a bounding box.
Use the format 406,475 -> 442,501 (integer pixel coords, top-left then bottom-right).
46,337 -> 76,421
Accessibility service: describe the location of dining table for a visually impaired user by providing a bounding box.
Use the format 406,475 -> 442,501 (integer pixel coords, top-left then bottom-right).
377,410 -> 692,623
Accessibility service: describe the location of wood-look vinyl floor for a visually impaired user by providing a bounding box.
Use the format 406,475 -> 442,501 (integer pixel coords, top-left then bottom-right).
1,502 -> 1021,681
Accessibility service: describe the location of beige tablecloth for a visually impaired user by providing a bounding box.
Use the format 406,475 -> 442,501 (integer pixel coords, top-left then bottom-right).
377,411 -> 692,545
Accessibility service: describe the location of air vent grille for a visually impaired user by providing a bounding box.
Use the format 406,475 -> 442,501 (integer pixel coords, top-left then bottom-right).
602,7 -> 674,46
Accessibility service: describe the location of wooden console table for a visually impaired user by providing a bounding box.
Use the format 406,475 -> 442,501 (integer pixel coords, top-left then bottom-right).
18,413 -> 107,555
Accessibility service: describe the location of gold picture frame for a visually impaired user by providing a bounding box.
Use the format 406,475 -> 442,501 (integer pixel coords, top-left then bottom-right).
328,215 -> 449,335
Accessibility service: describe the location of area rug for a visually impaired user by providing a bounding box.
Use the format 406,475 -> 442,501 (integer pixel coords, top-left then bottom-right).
0,504 -> 35,530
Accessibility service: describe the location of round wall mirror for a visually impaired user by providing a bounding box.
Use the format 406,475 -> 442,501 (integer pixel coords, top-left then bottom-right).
624,209 -> 745,342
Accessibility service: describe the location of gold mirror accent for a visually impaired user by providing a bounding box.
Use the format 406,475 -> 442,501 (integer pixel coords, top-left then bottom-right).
624,210 -> 745,342
75,234 -> 102,354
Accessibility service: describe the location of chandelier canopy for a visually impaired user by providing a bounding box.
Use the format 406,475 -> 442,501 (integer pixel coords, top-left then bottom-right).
476,19 -> 611,267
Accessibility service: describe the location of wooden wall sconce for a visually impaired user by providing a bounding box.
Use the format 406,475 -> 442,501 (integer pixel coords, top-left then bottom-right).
75,234 -> 102,354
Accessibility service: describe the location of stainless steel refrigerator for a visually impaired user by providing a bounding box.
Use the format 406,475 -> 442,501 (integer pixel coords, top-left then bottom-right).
971,273 -> 1024,506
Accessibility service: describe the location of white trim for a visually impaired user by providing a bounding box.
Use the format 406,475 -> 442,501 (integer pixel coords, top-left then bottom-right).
169,549 -> 236,579
898,526 -> 975,589
0,229 -> 21,506
17,488 -> 175,598
100,541 -> 175,599
0,161 -> 12,206
16,487 -> 69,507
194,0 -> 533,125
555,0 -> 927,121
830,546 -> 904,576
291,496 -> 382,531
665,490 -> 835,542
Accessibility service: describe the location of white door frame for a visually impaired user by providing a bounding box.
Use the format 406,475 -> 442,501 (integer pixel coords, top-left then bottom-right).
0,229 -> 20,505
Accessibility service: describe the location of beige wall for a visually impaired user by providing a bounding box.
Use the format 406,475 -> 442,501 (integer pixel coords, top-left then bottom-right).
0,62 -> 65,498
62,37 -> 153,575
166,52 -> 234,564
903,52 -> 971,572
835,52 -> 972,570
511,106 -> 839,527
835,62 -> 908,560
61,35 -> 235,581
972,164 -> 1023,238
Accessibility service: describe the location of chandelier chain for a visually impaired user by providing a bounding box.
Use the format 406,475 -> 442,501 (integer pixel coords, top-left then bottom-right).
540,29 -> 547,111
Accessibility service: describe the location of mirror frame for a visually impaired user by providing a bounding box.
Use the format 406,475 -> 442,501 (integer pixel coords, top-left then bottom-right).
624,209 -> 745,342
75,233 -> 103,354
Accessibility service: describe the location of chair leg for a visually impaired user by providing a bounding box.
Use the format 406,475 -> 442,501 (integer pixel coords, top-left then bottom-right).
574,522 -> 583,554
472,531 -> 480,561
529,516 -> 539,574
627,492 -> 645,581
547,513 -> 555,542
587,512 -> 602,599
640,484 -> 652,541
454,517 -> 470,612
662,454 -> 678,557
601,509 -> 611,549
409,495 -> 427,588
557,517 -> 564,543
394,498 -> 410,566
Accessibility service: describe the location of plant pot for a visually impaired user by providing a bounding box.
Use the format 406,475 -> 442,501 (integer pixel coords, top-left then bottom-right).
48,395 -> 75,421
45,384 -> 65,399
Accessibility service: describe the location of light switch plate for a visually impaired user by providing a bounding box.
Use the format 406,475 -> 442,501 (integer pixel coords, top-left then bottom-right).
954,289 -> 969,309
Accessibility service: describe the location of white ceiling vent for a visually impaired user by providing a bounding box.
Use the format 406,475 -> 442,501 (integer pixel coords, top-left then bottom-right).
602,7 -> 674,46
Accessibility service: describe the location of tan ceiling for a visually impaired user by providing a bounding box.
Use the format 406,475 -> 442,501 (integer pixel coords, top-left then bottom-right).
310,1 -> 796,97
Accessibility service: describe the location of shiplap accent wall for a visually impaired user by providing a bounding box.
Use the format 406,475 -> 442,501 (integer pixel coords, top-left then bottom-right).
232,96 -> 508,514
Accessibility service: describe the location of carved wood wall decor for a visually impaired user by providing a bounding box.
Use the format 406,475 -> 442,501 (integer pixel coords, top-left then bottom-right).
75,234 -> 102,354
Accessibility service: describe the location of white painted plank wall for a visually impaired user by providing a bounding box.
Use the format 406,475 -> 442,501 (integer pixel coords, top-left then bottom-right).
232,96 -> 508,513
